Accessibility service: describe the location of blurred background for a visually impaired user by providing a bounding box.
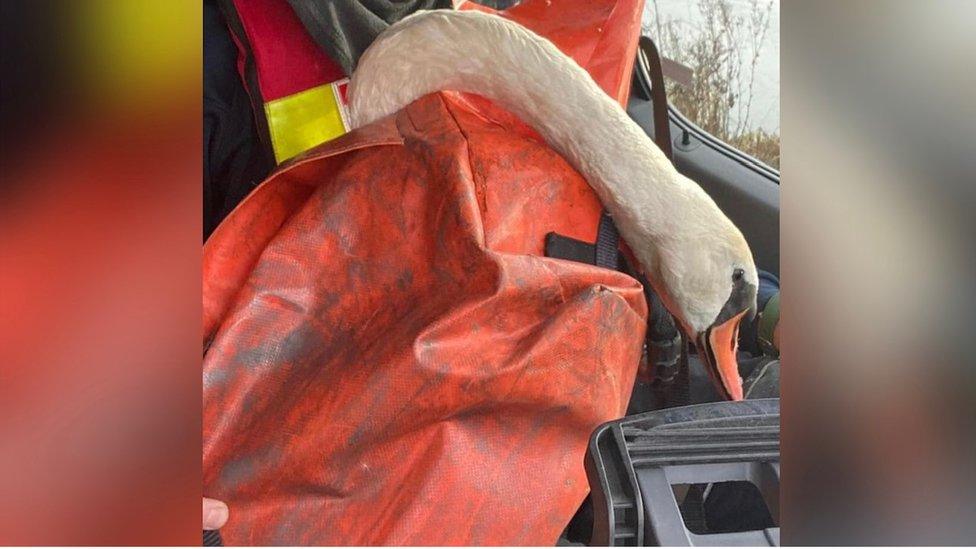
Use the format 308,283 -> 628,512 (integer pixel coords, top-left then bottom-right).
783,0 -> 975,544
1,0 -> 973,544
1,0 -> 202,544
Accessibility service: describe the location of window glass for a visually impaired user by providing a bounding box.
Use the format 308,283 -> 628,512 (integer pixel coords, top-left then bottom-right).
643,0 -> 780,169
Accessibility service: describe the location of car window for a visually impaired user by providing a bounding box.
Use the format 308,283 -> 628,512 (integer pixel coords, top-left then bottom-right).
643,0 -> 780,169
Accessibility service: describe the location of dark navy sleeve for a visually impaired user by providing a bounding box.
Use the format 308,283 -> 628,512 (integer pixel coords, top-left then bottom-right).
739,269 -> 780,356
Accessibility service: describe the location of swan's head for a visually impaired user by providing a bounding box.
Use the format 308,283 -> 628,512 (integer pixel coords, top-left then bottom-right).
635,200 -> 758,401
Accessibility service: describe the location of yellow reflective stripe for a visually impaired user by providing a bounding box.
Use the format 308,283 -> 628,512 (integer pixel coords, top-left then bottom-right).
265,81 -> 349,163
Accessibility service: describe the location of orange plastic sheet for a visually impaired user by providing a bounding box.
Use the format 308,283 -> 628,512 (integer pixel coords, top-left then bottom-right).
203,0 -> 646,544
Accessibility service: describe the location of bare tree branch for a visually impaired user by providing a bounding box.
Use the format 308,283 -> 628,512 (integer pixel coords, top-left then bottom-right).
643,0 -> 779,168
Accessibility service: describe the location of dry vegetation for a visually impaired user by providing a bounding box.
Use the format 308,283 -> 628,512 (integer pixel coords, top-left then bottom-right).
646,0 -> 779,169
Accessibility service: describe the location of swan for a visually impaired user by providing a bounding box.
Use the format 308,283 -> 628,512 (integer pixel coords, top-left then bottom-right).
348,10 -> 758,400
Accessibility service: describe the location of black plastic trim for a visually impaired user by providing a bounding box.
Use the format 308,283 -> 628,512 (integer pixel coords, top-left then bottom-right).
668,106 -> 780,184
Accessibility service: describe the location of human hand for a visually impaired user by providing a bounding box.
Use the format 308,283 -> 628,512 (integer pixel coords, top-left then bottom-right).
203,497 -> 229,530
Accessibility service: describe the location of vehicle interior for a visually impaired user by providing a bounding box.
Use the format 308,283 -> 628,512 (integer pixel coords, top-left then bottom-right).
554,35 -> 781,547
202,1 -> 782,545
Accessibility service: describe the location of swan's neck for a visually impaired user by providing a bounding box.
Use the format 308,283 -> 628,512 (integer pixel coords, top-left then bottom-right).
349,11 -> 699,271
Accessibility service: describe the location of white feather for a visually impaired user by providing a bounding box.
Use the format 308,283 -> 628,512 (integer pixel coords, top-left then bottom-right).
348,10 -> 757,333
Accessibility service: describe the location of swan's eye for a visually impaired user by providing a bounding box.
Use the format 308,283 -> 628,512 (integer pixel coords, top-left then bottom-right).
732,268 -> 744,282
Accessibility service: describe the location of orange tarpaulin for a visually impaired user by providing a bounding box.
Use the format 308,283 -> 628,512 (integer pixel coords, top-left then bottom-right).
203,0 -> 646,544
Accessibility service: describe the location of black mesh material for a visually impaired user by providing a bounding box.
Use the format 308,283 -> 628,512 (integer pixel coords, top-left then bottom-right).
203,529 -> 223,546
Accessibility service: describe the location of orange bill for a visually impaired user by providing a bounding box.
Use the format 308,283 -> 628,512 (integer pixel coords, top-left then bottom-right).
701,309 -> 748,401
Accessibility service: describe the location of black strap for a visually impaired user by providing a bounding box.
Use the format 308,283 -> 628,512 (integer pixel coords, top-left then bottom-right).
544,233 -> 595,265
645,284 -> 681,385
594,211 -> 621,270
650,332 -> 691,409
203,529 -> 223,546
636,36 -> 689,406
637,36 -> 673,160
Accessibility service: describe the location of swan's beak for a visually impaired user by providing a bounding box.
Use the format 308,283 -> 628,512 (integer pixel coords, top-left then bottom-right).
695,275 -> 757,401
644,272 -> 756,400
697,310 -> 748,401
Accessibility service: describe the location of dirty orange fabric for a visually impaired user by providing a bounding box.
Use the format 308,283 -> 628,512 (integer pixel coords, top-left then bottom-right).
203,0 -> 646,544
